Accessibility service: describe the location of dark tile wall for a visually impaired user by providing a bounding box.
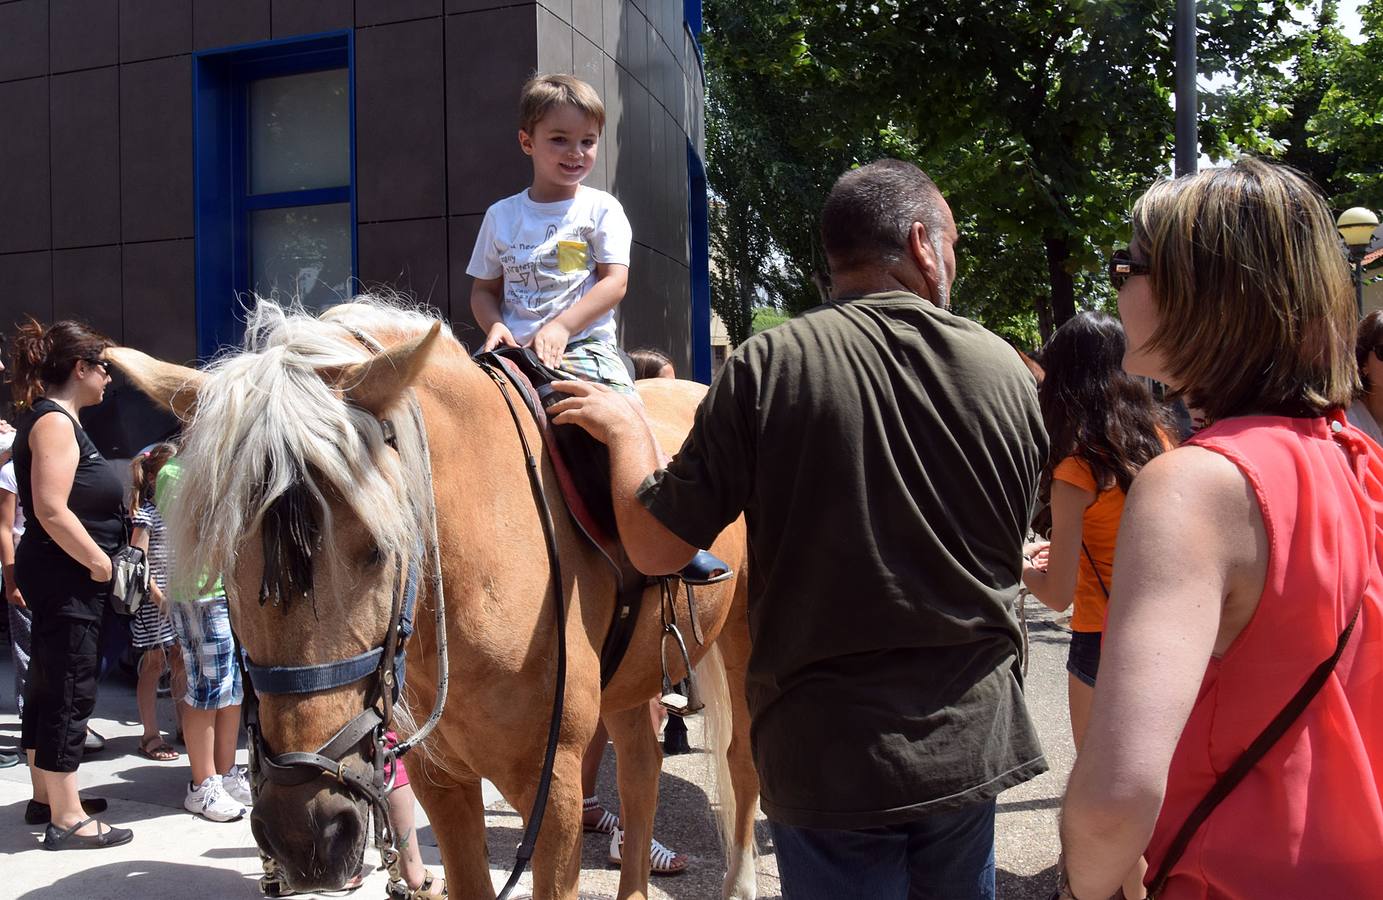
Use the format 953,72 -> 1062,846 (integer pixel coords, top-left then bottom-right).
0,0 -> 704,444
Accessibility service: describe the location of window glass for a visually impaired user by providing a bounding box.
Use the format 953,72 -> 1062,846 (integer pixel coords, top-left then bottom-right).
250,203 -> 351,309
249,69 -> 349,195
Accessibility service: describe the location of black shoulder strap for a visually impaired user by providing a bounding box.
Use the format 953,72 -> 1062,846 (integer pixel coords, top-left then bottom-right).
1081,542 -> 1109,599
1146,597 -> 1364,897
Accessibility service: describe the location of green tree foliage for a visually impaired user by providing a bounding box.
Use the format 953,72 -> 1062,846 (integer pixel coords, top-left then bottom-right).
704,0 -> 1298,347
1205,0 -> 1383,211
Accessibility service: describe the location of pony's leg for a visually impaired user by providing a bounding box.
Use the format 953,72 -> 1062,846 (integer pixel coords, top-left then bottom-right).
716,602 -> 761,900
504,744 -> 585,900
604,703 -> 662,900
407,765 -> 495,900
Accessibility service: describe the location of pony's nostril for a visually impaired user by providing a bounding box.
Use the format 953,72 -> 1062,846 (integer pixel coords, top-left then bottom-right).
320,808 -> 361,861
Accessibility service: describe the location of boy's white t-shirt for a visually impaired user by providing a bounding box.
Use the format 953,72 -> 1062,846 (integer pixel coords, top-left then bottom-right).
466,186 -> 632,346
0,461 -> 25,541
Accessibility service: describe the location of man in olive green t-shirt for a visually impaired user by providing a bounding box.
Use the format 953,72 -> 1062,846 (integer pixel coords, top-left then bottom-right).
551,160 -> 1048,899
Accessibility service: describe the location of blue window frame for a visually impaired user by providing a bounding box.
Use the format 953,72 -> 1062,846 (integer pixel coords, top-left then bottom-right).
194,32 -> 355,358
687,142 -> 712,384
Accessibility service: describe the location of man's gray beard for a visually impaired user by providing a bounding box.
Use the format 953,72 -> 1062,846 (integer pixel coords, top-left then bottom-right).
932,234 -> 950,309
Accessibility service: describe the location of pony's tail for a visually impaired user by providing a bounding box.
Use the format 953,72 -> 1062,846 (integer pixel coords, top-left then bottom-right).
698,641 -> 737,864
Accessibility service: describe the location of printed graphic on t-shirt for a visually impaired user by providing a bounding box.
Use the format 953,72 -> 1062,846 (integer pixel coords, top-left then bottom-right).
498,224 -> 595,309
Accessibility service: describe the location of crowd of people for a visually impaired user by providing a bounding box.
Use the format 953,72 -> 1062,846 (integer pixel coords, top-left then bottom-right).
1,66 -> 1379,900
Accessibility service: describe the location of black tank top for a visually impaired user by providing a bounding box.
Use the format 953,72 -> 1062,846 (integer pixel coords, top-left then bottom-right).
13,398 -> 126,564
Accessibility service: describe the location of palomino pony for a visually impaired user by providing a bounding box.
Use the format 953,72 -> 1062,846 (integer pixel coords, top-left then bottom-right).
109,298 -> 760,900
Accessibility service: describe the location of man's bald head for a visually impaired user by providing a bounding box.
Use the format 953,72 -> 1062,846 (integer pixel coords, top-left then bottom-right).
820,160 -> 955,305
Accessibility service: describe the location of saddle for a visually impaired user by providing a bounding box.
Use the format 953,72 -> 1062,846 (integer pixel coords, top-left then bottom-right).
474,347 -> 703,707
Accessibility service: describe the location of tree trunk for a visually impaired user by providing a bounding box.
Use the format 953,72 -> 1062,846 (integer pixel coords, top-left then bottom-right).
1035,294 -> 1055,344
1044,235 -> 1077,328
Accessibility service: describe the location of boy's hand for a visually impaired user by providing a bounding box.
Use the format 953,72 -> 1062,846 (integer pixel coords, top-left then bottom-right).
530,321 -> 571,369
482,322 -> 520,352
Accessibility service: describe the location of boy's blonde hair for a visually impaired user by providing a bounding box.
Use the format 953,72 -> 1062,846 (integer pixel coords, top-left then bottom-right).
1131,157 -> 1358,420
519,73 -> 605,134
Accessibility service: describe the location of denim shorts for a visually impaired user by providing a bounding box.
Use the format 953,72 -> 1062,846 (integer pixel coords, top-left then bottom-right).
1066,630 -> 1102,688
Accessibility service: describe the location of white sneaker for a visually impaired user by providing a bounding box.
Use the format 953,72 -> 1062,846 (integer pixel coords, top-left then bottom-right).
222,765 -> 254,807
185,774 -> 247,822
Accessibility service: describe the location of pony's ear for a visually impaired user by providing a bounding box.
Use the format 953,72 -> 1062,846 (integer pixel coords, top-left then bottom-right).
328,322 -> 443,415
106,347 -> 206,421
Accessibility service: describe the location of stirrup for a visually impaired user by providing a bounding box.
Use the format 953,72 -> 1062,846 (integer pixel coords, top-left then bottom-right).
658,624 -> 703,716
678,549 -> 733,586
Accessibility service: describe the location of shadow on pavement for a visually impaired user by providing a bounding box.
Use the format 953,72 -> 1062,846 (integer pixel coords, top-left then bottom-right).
20,860 -> 261,899
999,862 -> 1059,899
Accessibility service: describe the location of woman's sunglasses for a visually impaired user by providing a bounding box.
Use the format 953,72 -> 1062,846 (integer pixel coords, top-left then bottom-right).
1109,248 -> 1150,290
1373,345 -> 1383,363
83,358 -> 110,376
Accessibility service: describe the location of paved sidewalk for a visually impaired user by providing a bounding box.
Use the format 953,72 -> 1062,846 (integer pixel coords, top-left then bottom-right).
4,598 -> 1071,899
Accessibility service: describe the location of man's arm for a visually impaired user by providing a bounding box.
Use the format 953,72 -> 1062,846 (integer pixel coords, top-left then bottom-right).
1060,448 -> 1259,897
547,380 -> 696,574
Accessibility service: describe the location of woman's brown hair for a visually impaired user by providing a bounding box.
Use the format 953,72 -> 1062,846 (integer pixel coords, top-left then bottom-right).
8,318 -> 114,410
1355,310 -> 1383,397
1131,157 -> 1357,420
129,442 -> 178,510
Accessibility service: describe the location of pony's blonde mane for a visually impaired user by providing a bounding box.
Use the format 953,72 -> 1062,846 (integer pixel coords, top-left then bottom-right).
165,295 -> 452,601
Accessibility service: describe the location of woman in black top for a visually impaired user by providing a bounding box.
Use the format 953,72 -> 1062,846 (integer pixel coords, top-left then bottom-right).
10,319 -> 131,850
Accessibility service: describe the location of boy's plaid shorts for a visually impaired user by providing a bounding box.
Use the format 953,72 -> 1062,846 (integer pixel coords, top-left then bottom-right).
168,596 -> 243,710
559,339 -> 637,395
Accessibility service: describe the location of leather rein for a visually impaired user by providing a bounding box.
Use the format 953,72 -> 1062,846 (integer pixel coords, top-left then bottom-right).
242,327 -> 567,900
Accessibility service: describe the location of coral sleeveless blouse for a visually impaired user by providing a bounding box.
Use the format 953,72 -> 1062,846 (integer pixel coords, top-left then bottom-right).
1145,414 -> 1383,897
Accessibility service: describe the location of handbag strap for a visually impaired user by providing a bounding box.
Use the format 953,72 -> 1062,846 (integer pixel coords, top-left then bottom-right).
1081,542 -> 1109,599
1146,596 -> 1364,896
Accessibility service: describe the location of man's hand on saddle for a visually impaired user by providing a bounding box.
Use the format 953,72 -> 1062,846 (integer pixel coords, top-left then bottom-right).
547,379 -> 644,445
481,322 -> 520,353
529,320 -> 571,369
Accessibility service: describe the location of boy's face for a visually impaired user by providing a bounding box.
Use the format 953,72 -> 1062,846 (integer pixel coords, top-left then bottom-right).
519,104 -> 600,192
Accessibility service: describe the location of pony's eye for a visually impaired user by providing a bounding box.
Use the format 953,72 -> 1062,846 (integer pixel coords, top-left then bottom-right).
365,545 -> 385,568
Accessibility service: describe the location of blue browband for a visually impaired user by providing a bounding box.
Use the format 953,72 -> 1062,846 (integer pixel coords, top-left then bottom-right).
244,551 -> 421,698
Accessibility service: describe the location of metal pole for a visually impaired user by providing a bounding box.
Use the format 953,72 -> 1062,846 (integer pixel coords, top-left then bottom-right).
1356,256 -> 1366,319
1175,0 -> 1198,177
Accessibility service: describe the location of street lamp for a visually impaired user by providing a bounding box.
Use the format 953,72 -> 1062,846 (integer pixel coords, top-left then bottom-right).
1338,206 -> 1379,318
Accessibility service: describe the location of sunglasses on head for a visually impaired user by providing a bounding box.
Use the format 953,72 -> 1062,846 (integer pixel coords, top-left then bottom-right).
1109,248 -> 1150,290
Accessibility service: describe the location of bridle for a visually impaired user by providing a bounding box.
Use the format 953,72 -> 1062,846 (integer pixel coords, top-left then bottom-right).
241,369 -> 451,896
242,325 -> 567,900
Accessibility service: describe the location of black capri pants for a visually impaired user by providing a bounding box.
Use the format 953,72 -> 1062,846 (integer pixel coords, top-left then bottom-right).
19,570 -> 106,773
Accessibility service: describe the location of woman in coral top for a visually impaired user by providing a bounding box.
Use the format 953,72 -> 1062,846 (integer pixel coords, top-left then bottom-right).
1060,158 -> 1383,899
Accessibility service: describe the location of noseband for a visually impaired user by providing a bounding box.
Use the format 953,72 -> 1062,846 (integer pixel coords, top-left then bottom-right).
243,386 -> 452,898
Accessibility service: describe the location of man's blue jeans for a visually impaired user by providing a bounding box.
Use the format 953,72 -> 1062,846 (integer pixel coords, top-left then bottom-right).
770,798 -> 997,900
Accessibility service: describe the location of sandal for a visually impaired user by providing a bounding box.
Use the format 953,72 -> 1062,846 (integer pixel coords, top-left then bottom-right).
139,736 -> 179,762
581,796 -> 620,834
607,827 -> 689,876
42,815 -> 133,850
409,870 -> 446,898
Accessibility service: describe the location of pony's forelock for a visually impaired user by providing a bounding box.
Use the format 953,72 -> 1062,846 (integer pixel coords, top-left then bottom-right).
164,294 -> 448,601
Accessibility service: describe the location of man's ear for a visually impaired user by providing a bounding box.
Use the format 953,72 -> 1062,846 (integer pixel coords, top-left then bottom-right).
324,322 -> 443,416
907,221 -> 942,303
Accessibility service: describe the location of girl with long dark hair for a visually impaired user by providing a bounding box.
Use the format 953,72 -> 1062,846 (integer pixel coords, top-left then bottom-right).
1022,311 -> 1170,736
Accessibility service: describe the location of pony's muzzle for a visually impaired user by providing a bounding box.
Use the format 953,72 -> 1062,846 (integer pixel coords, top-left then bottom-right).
251,784 -> 366,892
